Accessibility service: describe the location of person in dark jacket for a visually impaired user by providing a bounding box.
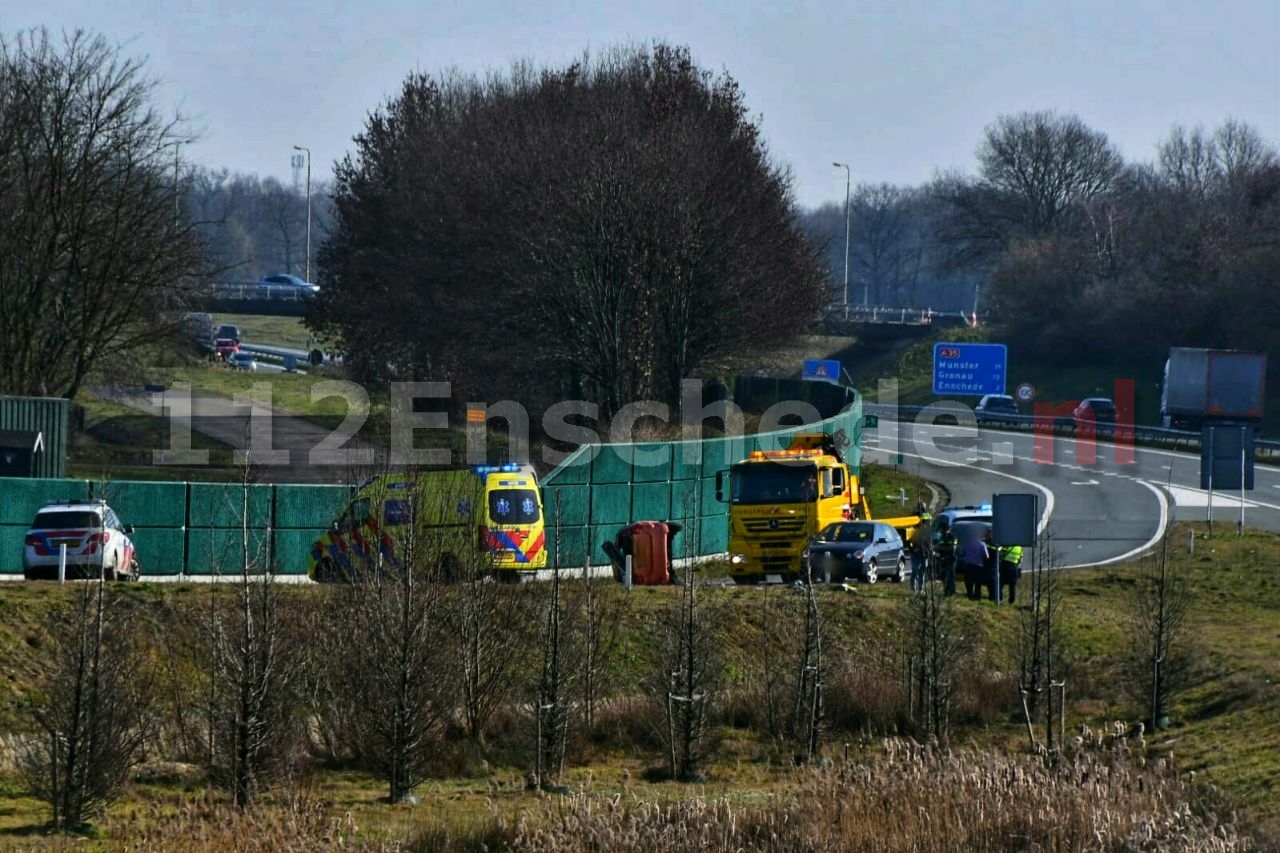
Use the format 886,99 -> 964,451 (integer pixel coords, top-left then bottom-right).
956,534 -> 989,601
983,530 -> 1000,601
934,527 -> 958,596
909,518 -> 932,593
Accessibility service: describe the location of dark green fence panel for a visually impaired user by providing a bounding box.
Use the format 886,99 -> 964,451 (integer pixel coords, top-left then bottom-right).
185,527 -> 272,575
698,512 -> 728,554
272,529 -> 325,576
274,484 -> 352,530
548,525 -> 589,569
589,484 -> 632,526
588,523 -> 619,564
590,445 -> 633,484
132,528 -> 185,576
0,527 -> 26,573
671,443 -> 701,482
0,477 -> 87,524
543,484 -> 590,528
631,481 -> 671,521
188,483 -> 273,529
699,437 -> 745,477
630,443 -> 672,483
96,480 -> 187,528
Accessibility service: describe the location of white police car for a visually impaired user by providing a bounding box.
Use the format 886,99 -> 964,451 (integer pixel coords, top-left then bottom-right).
22,500 -> 139,581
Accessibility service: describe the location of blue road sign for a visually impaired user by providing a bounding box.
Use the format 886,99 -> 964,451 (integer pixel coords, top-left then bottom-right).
932,343 -> 1007,396
802,358 -> 842,384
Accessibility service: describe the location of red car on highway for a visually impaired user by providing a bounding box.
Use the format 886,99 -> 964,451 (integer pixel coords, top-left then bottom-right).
214,337 -> 240,361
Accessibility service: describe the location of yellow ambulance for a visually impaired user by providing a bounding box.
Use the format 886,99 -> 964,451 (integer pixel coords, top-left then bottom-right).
308,464 -> 547,581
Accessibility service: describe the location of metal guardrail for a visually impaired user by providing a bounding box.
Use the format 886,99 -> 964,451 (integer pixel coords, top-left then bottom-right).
213,282 -> 316,301
824,304 -> 943,325
236,342 -> 313,369
862,403 -> 1280,462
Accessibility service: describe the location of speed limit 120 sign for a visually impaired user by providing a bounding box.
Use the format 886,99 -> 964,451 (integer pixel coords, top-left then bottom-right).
1016,383 -> 1035,402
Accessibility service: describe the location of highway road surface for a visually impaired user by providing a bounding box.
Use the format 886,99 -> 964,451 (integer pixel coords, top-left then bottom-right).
863,418 -> 1276,568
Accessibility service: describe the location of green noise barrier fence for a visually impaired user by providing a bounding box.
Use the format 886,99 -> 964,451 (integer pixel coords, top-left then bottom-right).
0,400 -> 862,576
540,402 -> 863,568
0,478 -> 351,576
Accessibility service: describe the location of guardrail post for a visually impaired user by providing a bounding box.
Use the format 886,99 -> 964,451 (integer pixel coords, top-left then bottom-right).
59,543 -> 67,584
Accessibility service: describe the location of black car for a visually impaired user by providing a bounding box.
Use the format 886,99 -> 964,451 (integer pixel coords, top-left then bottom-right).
803,521 -> 907,584
1073,397 -> 1116,433
975,394 -> 1019,425
931,505 -> 993,541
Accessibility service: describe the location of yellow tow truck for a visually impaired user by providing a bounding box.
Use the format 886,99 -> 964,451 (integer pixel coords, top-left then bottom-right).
715,432 -> 920,584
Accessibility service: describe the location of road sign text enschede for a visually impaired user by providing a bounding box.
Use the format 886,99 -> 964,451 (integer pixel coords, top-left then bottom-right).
932,343 -> 1007,397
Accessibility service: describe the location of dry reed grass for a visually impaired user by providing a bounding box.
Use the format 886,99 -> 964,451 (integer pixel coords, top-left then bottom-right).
506,735 -> 1253,852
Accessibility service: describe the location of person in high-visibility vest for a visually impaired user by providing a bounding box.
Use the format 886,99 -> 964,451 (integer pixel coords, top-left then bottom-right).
998,544 -> 1024,603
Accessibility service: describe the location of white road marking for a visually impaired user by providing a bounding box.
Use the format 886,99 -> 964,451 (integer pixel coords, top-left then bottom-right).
1165,485 -> 1261,509
891,447 -> 1054,535
1063,480 -> 1170,569
1070,479 -> 1100,486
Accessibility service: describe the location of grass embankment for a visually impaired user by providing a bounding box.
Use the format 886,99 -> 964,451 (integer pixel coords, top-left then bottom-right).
212,313 -> 325,351
0,522 -> 1273,848
69,396 -> 240,482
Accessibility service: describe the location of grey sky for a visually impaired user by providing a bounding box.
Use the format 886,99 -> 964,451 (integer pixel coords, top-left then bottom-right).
8,0 -> 1280,209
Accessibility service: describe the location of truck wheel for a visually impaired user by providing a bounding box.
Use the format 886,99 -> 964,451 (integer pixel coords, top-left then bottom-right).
864,559 -> 878,584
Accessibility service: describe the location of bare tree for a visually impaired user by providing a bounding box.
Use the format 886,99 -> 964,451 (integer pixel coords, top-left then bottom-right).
851,183 -> 926,306
0,28 -> 206,398
329,481 -> 458,803
651,528 -> 722,781
932,111 -> 1122,270
791,568 -> 825,761
1128,534 -> 1194,733
200,474 -> 306,808
315,43 -> 827,413
576,531 -> 619,736
442,535 -> 532,745
532,549 -> 571,790
1014,537 -> 1064,752
757,585 -> 801,741
21,578 -> 156,832
903,573 -> 961,744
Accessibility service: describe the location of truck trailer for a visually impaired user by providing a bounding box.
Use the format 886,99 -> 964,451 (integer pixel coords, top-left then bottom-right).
1160,348 -> 1267,431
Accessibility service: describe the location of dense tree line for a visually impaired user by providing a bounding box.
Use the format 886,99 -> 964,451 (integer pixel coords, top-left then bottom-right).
799,112 -> 1279,368
0,29 -> 205,398
0,28 -> 330,400
185,167 -> 334,283
313,45 -> 826,415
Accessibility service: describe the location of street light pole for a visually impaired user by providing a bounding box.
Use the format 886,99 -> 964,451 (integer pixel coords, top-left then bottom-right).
833,162 -> 850,308
293,145 -> 312,282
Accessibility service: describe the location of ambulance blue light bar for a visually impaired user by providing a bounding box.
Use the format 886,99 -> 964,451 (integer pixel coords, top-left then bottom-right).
473,463 -> 522,475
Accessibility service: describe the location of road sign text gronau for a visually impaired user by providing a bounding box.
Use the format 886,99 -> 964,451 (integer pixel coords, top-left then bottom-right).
932,343 -> 1007,397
